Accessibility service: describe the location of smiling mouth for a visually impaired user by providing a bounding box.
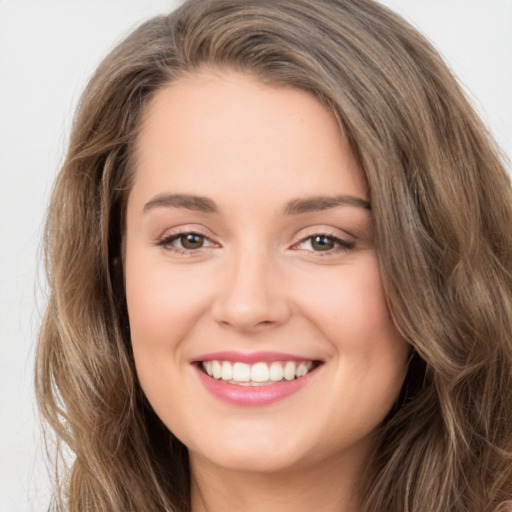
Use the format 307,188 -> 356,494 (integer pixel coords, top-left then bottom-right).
198,360 -> 321,386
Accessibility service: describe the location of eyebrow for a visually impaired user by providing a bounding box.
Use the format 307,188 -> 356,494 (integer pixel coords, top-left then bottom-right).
143,194 -> 218,213
142,193 -> 371,215
283,195 -> 371,214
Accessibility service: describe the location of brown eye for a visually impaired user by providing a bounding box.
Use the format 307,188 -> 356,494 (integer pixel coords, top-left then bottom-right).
293,233 -> 355,255
156,231 -> 218,253
310,235 -> 335,251
180,233 -> 205,249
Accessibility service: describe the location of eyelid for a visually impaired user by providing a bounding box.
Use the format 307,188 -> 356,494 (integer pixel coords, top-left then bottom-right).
154,224 -> 217,242
154,225 -> 221,254
157,231 -> 216,246
291,225 -> 356,243
153,225 -> 357,256
289,227 -> 356,255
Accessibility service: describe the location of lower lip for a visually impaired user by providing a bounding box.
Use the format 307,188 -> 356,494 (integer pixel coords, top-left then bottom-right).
194,365 -> 317,406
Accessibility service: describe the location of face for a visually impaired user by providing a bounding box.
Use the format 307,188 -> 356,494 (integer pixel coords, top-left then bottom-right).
125,70 -> 409,476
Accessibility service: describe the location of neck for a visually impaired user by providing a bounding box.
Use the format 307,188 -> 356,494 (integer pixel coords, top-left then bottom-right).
189,449 -> 370,512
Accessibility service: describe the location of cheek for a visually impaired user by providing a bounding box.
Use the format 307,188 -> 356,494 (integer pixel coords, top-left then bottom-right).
298,256 -> 397,351
124,252 -> 214,426
297,256 -> 408,405
125,248 -> 213,356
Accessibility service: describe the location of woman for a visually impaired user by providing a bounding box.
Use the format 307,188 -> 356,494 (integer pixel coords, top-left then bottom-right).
36,0 -> 512,511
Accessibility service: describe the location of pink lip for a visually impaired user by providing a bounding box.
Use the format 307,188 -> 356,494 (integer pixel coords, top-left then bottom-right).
193,363 -> 320,407
192,351 -> 314,364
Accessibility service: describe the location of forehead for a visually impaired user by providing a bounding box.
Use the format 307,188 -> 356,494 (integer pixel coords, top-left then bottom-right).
130,70 -> 367,210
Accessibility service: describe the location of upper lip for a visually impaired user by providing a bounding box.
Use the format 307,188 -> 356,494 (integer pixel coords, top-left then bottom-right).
191,351 -> 321,364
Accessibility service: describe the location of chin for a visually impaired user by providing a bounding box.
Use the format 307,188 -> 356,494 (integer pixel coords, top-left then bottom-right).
189,431 -> 309,475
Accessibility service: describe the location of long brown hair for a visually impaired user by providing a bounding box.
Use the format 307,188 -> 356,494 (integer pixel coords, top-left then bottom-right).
36,1 -> 512,510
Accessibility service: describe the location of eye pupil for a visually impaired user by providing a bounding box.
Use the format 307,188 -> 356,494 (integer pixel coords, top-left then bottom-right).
181,234 -> 204,249
311,235 -> 335,251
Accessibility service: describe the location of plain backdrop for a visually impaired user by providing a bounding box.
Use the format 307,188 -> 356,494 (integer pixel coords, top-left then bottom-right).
0,1 -> 511,510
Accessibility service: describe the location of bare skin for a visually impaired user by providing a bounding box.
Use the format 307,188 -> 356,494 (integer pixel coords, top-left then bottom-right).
190,441 -> 370,512
125,69 -> 409,512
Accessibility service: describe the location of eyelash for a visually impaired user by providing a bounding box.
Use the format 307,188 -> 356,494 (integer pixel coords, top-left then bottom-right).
155,231 -> 217,256
292,233 -> 355,256
155,231 -> 355,256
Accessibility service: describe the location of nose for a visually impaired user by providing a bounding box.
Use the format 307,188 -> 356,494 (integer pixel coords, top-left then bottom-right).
211,247 -> 292,333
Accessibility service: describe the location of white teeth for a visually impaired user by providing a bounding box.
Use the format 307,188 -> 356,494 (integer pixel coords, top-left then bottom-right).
221,361 -> 233,381
296,362 -> 309,378
251,362 -> 269,382
283,361 -> 296,381
269,361 -> 284,381
232,362 -> 251,382
212,360 -> 222,379
201,359 -> 316,385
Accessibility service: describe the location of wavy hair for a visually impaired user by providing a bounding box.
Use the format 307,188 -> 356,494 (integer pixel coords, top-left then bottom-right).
36,0 -> 512,510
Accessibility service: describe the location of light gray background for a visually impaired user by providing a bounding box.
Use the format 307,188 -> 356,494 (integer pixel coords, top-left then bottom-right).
1,1 -> 511,510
